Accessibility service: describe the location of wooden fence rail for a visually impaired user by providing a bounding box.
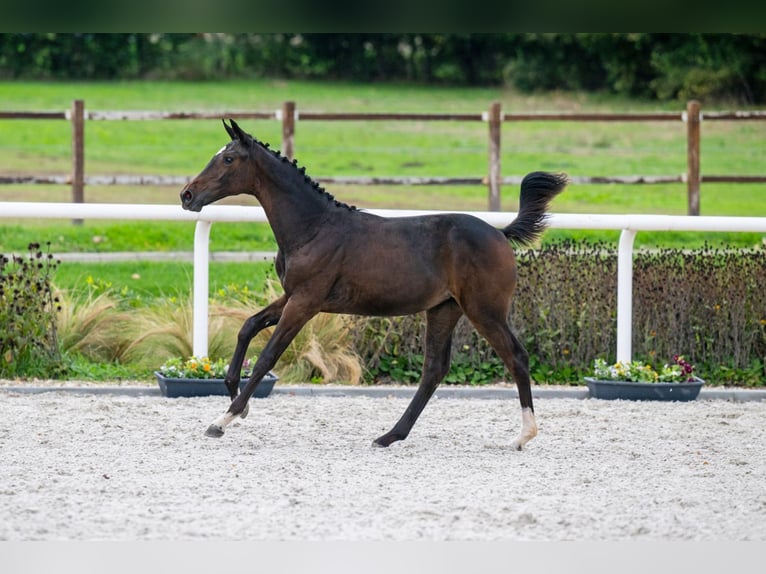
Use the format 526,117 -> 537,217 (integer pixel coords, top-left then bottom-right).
1,100 -> 765,216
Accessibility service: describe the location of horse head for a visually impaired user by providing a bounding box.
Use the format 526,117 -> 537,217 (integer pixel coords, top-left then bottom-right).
180,119 -> 255,212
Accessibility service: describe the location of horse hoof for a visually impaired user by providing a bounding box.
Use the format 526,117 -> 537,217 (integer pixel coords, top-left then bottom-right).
205,424 -> 225,438
372,434 -> 396,448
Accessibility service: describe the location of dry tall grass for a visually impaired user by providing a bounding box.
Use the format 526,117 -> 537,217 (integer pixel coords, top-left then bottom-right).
55,287 -> 363,384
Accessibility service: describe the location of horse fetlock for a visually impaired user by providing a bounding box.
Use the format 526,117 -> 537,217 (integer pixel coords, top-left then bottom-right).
511,407 -> 538,451
229,397 -> 249,418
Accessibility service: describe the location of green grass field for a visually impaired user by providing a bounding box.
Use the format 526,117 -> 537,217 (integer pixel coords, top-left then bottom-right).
2,79 -> 765,298
52,260 -> 276,300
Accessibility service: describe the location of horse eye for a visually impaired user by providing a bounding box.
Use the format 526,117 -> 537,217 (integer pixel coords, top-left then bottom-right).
223,156 -> 234,165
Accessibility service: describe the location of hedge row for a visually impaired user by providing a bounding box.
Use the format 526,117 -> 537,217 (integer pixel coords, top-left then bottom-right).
351,243 -> 766,385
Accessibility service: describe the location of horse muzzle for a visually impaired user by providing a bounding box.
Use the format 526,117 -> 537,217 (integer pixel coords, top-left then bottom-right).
180,187 -> 202,212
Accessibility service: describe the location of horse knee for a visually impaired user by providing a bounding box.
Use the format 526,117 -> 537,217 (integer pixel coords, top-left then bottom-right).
238,317 -> 259,342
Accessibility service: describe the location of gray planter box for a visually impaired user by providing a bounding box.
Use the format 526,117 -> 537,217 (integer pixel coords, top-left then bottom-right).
584,377 -> 704,401
154,371 -> 278,398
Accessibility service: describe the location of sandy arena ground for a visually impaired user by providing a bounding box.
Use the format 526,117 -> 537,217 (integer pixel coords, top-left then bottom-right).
0,388 -> 764,541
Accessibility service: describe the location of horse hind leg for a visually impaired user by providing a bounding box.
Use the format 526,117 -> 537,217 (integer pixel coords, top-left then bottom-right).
373,300 -> 463,447
469,316 -> 537,451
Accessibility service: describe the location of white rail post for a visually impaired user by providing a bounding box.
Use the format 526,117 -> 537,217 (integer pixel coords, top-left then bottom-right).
616,229 -> 637,363
193,220 -> 211,357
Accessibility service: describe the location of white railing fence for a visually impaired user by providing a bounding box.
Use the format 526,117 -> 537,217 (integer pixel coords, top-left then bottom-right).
2,202 -> 766,364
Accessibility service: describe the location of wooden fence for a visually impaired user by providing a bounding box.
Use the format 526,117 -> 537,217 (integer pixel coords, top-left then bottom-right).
1,100 -> 765,215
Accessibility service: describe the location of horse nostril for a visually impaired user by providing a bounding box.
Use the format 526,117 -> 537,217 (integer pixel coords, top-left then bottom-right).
181,189 -> 193,203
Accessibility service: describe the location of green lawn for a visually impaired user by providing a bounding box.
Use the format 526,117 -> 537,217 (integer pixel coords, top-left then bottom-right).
2,79 -> 765,298
53,260 -> 275,300
2,79 -> 763,189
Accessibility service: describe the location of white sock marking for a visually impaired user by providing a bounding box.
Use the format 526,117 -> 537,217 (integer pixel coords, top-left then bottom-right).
512,407 -> 538,450
211,410 -> 237,430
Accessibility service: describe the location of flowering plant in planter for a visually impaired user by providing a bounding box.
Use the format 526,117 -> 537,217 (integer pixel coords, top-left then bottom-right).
158,356 -> 229,379
158,356 -> 264,379
155,356 -> 277,398
592,354 -> 696,383
587,355 -> 703,401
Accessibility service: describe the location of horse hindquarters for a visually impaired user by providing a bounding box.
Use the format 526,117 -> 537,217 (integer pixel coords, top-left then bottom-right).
452,247 -> 537,450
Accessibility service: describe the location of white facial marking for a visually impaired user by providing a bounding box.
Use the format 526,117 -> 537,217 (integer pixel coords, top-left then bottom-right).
215,145 -> 227,156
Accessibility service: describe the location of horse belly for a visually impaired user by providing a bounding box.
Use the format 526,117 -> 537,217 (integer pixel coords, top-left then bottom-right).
323,270 -> 449,316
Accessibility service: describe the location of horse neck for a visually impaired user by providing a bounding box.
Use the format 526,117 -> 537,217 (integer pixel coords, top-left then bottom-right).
253,147 -> 336,254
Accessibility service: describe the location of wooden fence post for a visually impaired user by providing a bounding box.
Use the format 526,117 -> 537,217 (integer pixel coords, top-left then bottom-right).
71,99 -> 85,224
487,101 -> 502,211
282,100 -> 295,161
686,100 -> 701,216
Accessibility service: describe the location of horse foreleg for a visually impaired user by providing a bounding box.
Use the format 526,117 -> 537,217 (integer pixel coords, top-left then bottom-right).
374,300 -> 462,447
223,296 -> 287,404
206,298 -> 315,438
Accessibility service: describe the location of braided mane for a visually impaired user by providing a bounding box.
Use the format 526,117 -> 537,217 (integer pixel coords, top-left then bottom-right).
252,136 -> 357,212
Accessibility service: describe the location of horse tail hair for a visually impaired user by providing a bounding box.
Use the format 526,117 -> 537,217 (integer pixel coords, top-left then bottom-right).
502,171 -> 568,246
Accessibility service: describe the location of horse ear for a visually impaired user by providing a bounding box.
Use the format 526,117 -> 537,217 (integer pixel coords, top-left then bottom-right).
222,119 -> 237,140
229,119 -> 252,147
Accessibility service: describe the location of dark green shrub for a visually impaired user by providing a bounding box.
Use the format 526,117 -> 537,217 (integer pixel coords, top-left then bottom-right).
633,246 -> 766,385
0,243 -> 63,378
351,242 -> 766,386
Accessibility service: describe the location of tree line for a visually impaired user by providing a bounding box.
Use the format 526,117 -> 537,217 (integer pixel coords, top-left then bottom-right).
2,33 -> 765,103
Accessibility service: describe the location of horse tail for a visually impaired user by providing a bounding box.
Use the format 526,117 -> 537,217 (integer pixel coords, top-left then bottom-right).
502,171 -> 568,246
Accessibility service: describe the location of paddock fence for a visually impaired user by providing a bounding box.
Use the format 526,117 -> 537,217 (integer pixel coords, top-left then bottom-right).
1,100 -> 765,215
2,201 -> 766,366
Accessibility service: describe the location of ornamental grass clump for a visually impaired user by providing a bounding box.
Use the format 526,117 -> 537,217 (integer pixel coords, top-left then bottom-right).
593,354 -> 697,383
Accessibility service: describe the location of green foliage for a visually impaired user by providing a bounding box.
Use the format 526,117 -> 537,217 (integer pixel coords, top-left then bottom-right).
375,354 -> 423,384
61,353 -> 146,381
0,242 -> 63,378
648,34 -> 766,103
1,34 -> 765,103
445,354 -> 506,386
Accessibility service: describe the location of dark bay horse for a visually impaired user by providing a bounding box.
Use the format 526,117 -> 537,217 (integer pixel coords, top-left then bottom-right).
181,119 -> 567,449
